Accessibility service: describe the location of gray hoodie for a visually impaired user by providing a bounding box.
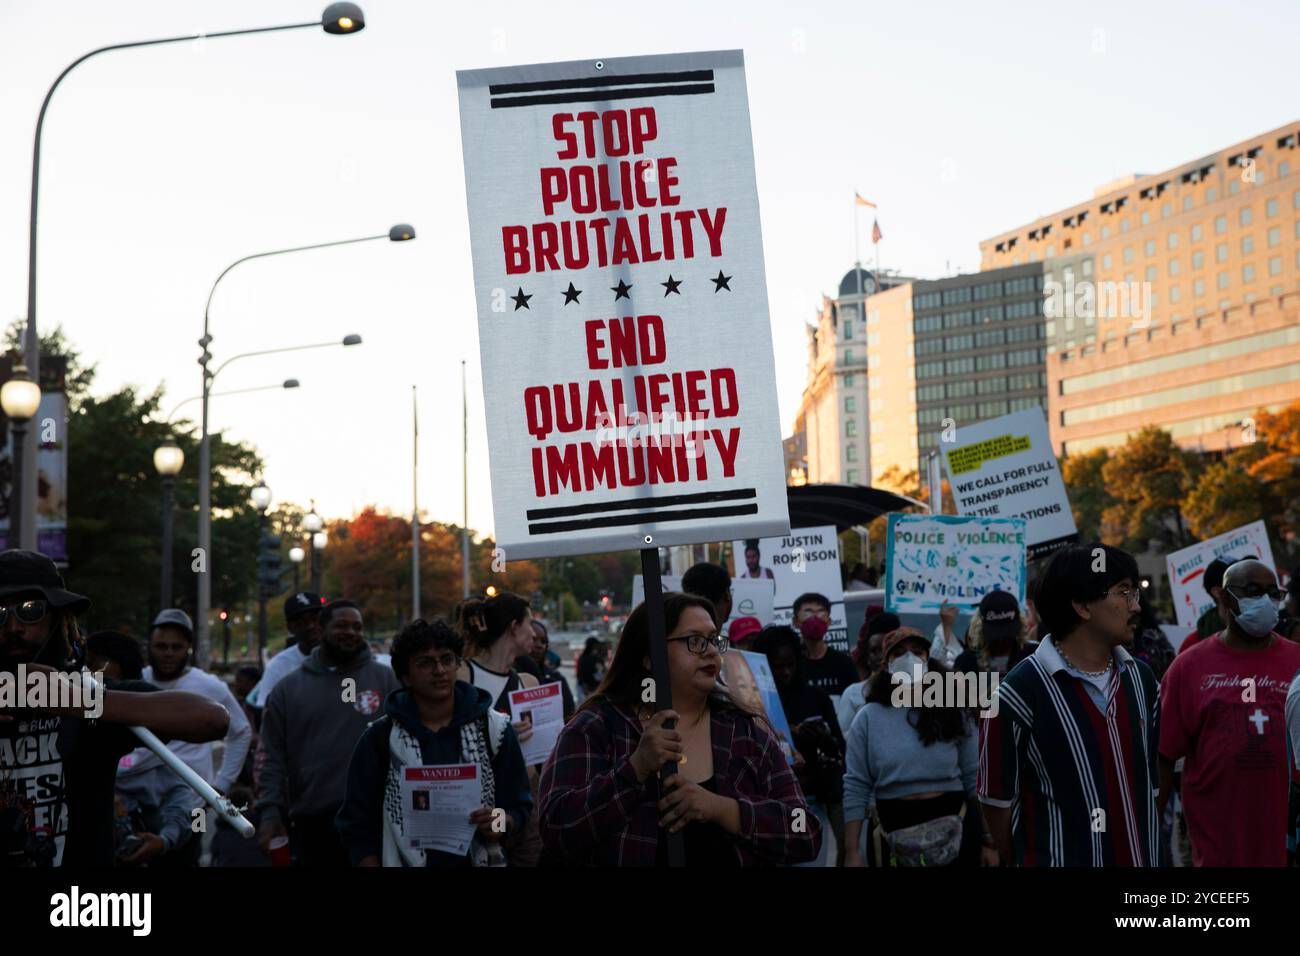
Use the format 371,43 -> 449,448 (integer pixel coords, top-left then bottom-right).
257,645 -> 399,823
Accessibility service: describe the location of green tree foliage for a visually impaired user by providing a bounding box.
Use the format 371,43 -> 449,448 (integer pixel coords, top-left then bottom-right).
1059,449 -> 1110,543
1098,427 -> 1202,552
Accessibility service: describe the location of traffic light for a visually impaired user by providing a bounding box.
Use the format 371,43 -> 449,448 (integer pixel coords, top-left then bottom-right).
257,530 -> 283,597
218,609 -> 229,622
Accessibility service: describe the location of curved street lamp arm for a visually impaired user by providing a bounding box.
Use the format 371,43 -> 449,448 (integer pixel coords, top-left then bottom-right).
167,382 -> 296,423
202,234 -> 388,338
27,18 -> 321,371
210,341 -> 349,384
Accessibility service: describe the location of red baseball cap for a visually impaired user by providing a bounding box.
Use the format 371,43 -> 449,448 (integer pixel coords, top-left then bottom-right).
727,616 -> 763,644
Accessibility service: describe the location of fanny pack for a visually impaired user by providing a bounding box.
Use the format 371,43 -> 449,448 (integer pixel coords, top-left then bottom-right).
875,804 -> 965,867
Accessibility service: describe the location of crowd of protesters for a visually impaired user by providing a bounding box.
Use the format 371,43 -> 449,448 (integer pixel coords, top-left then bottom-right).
4,536 -> 1300,869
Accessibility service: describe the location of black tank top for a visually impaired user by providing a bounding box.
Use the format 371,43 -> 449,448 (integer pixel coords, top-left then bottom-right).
466,659 -> 524,713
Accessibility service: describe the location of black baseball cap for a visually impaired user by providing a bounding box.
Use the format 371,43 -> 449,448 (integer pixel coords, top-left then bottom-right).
284,592 -> 324,621
978,590 -> 1021,641
0,549 -> 89,614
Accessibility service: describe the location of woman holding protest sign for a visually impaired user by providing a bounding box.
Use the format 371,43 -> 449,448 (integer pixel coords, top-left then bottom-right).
842,627 -> 995,868
537,593 -> 820,866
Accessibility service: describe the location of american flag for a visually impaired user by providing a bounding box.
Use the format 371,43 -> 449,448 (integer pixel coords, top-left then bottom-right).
871,218 -> 883,244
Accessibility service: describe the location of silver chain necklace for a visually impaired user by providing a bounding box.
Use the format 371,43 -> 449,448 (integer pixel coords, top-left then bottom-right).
1055,640 -> 1113,677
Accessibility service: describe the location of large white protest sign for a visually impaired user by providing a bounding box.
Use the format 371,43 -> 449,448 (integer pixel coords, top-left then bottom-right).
631,574 -> 682,610
457,51 -> 789,559
940,408 -> 1077,561
731,526 -> 848,652
1165,520 -> 1276,630
885,514 -> 1027,613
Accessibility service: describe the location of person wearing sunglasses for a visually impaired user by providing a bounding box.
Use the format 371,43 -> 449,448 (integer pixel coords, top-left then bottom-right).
538,592 -> 820,866
978,543 -> 1162,866
0,549 -> 228,868
1158,558 -> 1300,867
335,618 -> 532,866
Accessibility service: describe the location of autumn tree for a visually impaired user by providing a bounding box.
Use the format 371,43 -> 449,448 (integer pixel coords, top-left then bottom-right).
1060,449 -> 1111,543
1098,427 -> 1202,552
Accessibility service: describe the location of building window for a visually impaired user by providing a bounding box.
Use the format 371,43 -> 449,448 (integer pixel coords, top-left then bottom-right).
1120,218 -> 1130,233
1216,242 -> 1228,262
1144,239 -> 1156,256
1191,250 -> 1204,269
846,421 -> 858,441
1240,207 -> 1252,226
844,349 -> 853,366
1101,225 -> 1111,239
1269,256 -> 1282,276
1194,278 -> 1205,297
1183,196 -> 1194,212
1145,265 -> 1157,282
1141,211 -> 1151,225
1161,202 -> 1172,219
844,373 -> 854,387
1206,187 -> 1217,202
845,396 -> 856,413
1242,264 -> 1255,283
1218,271 -> 1230,290
1281,161 -> 1290,178
1230,180 -> 1240,195
1215,214 -> 1227,234
1168,259 -> 1180,276
1267,198 -> 1279,218
1123,246 -> 1134,264
1190,223 -> 1202,241
1241,235 -> 1254,255
1082,258 -> 1094,276
1102,253 -> 1112,270
1169,286 -> 1181,303
1166,232 -> 1178,250
843,319 -> 853,340
1268,226 -> 1281,247
847,469 -> 858,483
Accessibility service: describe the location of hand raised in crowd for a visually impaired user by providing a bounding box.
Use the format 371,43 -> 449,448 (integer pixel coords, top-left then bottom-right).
630,709 -> 682,782
938,601 -> 958,635
258,817 -> 288,856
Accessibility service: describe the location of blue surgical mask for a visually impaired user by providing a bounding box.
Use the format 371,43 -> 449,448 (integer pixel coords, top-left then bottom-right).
1232,595 -> 1279,638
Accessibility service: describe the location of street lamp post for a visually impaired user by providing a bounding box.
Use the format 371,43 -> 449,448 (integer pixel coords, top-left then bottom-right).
153,438 -> 185,607
311,531 -> 328,594
303,506 -> 324,595
198,224 -> 414,668
1,366 -> 42,551
289,545 -> 305,592
251,482 -> 273,658
23,3 -> 367,550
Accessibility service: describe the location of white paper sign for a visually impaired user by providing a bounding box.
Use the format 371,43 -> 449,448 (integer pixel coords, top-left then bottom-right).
508,681 -> 566,766
457,50 -> 790,559
631,573 -> 682,611
400,764 -> 481,855
732,526 -> 848,652
940,408 -> 1078,561
1164,520 -> 1276,630
885,514 -> 1028,613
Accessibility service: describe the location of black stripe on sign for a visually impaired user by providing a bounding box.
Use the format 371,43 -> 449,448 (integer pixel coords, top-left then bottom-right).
491,84 -> 714,109
526,488 -> 756,521
529,503 -> 758,535
488,69 -> 714,95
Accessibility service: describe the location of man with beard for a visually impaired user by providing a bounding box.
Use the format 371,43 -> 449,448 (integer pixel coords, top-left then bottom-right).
1158,559 -> 1300,866
246,592 -> 325,710
0,550 -> 228,867
256,599 -> 399,866
978,543 -> 1161,866
126,610 -> 251,798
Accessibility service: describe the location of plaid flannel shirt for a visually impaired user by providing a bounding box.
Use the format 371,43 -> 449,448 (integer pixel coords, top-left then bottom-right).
538,699 -> 821,866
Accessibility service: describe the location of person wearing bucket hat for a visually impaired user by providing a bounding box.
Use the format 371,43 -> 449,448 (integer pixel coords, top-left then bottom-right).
843,625 -> 991,868
245,592 -> 326,711
0,549 -> 229,867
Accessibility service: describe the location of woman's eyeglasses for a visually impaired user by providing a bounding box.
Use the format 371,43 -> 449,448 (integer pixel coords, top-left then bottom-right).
667,632 -> 729,655
0,599 -> 48,627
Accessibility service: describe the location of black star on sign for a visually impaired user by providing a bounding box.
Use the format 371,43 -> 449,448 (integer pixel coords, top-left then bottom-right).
611,279 -> 633,301
711,270 -> 732,293
562,282 -> 582,305
661,275 -> 682,296
511,287 -> 532,311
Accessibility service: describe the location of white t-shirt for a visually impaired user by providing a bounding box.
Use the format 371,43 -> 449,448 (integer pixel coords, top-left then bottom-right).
128,666 -> 252,793
246,643 -> 310,709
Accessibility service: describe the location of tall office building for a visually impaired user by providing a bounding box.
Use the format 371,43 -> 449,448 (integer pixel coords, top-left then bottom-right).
980,120 -> 1300,455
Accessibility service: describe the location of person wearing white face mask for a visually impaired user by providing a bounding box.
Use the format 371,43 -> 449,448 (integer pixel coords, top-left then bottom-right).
1158,558 -> 1300,867
843,627 -> 994,868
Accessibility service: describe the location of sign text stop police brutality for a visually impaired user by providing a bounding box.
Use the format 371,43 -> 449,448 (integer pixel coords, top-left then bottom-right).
502,108 -> 727,274
518,107 -> 740,498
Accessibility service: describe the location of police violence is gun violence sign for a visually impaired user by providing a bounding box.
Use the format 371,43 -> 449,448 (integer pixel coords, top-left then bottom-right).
457,51 -> 789,558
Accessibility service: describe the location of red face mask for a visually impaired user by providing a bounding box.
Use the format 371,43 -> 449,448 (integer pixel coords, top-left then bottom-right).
799,617 -> 829,642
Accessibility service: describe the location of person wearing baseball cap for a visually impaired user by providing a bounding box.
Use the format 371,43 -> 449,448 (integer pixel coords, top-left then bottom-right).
245,592 -> 325,710
134,608 -> 252,809
725,615 -> 762,651
953,590 -> 1031,677
0,549 -> 228,867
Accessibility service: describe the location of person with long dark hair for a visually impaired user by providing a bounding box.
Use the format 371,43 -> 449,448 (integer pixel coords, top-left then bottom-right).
538,593 -> 820,866
843,627 -> 993,867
